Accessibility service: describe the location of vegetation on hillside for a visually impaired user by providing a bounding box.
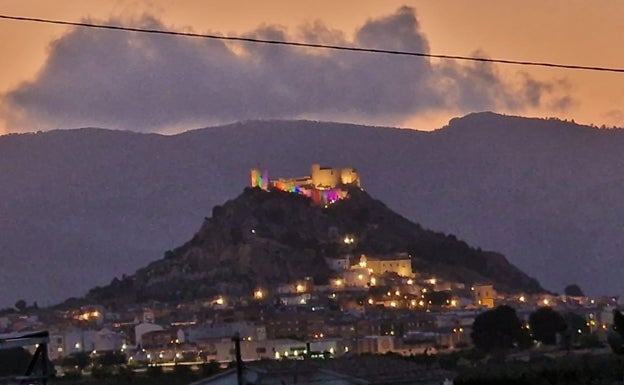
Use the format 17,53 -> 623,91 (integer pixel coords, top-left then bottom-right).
83,187 -> 543,306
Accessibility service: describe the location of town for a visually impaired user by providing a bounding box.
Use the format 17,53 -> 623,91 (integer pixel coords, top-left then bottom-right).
1,165 -> 621,384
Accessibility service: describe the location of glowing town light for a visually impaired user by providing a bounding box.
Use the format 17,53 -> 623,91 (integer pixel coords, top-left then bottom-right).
418,300 -> 425,306
343,236 -> 355,245
390,301 -> 397,308
407,279 -> 414,285
370,277 -> 376,285
410,300 -> 417,307
450,299 -> 458,307
215,297 -> 224,305
359,260 -> 367,268
422,288 -> 428,293
543,298 -> 550,306
428,278 -> 437,285
519,295 -> 526,302
368,298 -> 374,305
254,290 -> 264,299
329,347 -> 335,354
74,342 -> 81,349
296,284 -> 305,293
335,279 -> 343,287
358,274 -> 364,280
395,290 -> 400,296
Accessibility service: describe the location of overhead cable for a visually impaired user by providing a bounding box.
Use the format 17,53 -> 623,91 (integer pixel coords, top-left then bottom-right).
1,14 -> 624,74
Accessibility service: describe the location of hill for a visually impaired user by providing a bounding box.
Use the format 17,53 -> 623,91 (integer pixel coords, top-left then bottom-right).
0,112 -> 622,307
84,187 -> 542,304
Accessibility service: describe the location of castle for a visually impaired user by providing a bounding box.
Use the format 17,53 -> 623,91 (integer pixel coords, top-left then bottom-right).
250,164 -> 361,205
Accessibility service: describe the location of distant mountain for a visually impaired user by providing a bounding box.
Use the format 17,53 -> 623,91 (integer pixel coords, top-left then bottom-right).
83,187 -> 542,305
0,112 -> 622,307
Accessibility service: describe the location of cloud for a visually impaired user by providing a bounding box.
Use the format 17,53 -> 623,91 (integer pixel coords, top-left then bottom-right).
1,7 -> 571,133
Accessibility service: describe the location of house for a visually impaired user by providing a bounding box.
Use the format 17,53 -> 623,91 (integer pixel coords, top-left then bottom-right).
472,283 -> 496,308
356,254 -> 414,278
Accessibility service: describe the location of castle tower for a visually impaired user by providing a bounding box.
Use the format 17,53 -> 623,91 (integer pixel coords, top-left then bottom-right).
250,168 -> 269,190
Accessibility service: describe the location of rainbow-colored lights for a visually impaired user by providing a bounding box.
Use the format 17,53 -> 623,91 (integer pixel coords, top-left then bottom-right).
274,182 -> 344,205
250,167 -> 350,205
250,168 -> 269,189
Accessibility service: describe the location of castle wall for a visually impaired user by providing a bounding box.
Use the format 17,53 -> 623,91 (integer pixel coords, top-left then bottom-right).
311,164 -> 341,189
250,164 -> 358,205
340,168 -> 360,186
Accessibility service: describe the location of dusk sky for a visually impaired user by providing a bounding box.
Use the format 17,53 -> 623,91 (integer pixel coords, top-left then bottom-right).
1,1 -> 623,134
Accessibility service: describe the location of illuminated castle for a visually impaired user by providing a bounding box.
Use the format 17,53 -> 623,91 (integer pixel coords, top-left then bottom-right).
250,164 -> 361,205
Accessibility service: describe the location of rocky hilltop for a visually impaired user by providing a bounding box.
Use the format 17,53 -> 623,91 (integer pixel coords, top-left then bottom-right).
84,187 -> 543,305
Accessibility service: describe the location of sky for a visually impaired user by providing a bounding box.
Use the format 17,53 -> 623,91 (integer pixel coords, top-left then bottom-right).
0,1 -> 623,134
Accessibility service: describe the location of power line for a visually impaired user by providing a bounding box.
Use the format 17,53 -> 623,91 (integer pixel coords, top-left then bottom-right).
1,13 -> 624,74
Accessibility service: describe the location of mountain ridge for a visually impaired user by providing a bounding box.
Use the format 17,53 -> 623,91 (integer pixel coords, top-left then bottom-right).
1,112 -> 622,307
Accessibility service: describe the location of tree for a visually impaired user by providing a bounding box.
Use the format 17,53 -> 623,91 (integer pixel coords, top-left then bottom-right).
608,309 -> 624,354
564,284 -> 585,297
94,350 -> 126,366
529,307 -> 567,345
90,365 -> 113,379
61,351 -> 91,371
471,305 -> 531,353
14,299 -> 26,312
561,311 -> 591,350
